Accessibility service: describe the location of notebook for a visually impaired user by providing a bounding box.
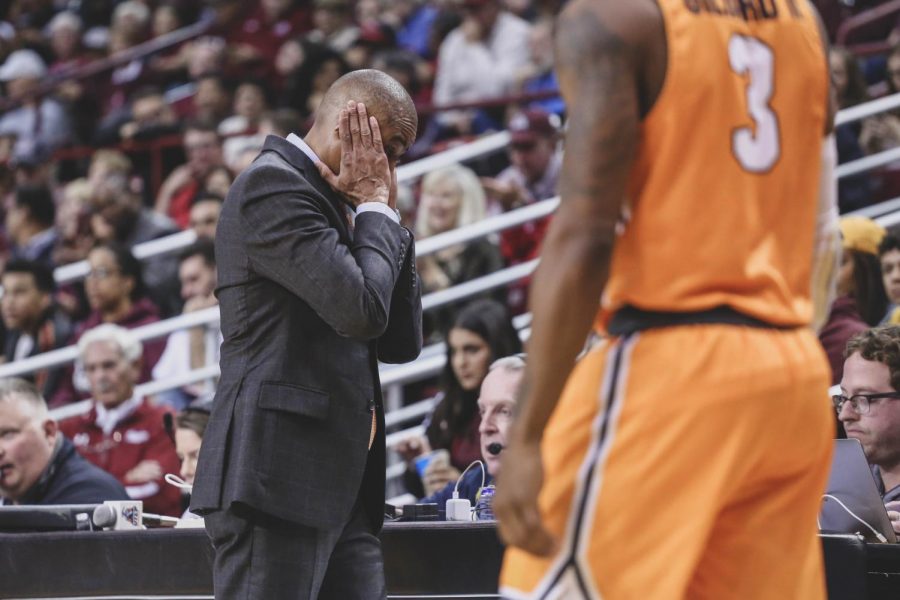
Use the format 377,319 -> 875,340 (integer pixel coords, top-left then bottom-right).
819,438 -> 897,544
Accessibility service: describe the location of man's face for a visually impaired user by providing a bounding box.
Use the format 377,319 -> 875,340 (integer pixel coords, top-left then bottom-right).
840,352 -> 900,468
82,340 -> 139,409
132,94 -> 175,128
509,137 -> 555,184
882,248 -> 900,305
478,368 -> 521,477
179,255 -> 217,301
0,396 -> 57,502
327,104 -> 416,178
189,200 -> 221,239
175,427 -> 202,485
184,130 -> 223,177
1,272 -> 49,332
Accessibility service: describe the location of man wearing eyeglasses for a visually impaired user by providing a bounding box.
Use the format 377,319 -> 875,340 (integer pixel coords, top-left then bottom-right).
837,325 -> 900,534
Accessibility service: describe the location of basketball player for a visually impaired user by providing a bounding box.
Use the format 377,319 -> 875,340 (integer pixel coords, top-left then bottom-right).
495,1 -> 839,598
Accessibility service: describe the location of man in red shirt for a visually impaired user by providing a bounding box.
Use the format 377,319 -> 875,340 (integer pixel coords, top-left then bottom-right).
59,324 -> 182,516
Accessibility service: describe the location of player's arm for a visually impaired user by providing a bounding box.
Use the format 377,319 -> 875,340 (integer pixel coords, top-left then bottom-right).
809,2 -> 840,332
495,0 -> 660,556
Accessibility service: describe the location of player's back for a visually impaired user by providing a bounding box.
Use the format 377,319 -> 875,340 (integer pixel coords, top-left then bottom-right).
602,0 -> 829,329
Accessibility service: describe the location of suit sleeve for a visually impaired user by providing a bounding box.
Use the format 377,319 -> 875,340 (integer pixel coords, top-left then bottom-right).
378,229 -> 423,364
240,163 -> 408,340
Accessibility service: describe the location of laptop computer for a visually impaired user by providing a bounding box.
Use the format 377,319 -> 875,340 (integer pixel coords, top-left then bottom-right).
819,438 -> 897,544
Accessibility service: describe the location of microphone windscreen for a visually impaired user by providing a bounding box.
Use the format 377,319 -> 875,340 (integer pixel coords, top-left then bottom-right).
92,504 -> 116,528
487,443 -> 503,456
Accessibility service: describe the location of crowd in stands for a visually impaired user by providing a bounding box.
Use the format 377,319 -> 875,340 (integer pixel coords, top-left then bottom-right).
5,0 -> 900,521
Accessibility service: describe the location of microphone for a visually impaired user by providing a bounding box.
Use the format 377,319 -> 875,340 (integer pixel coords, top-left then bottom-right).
91,501 -> 179,529
487,443 -> 503,456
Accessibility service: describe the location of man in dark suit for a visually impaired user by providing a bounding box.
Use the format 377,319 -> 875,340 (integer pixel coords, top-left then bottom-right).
190,69 -> 422,599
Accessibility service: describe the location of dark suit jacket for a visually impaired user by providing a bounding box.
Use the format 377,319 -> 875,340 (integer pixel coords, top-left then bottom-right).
190,135 -> 422,533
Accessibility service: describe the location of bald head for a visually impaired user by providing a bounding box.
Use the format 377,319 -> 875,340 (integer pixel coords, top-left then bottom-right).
317,69 -> 417,132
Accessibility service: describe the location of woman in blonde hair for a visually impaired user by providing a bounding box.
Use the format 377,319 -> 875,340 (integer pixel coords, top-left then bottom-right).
415,164 -> 504,340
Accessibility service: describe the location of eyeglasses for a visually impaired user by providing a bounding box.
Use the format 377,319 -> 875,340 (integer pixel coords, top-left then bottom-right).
85,267 -> 120,280
831,392 -> 900,415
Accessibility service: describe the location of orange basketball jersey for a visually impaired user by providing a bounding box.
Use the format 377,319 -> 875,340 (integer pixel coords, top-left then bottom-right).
599,0 -> 829,330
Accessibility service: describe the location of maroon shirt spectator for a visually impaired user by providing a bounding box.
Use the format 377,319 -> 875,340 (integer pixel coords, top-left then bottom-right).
59,325 -> 181,516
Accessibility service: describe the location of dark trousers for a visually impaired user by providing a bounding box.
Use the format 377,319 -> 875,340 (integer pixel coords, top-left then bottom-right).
205,500 -> 386,600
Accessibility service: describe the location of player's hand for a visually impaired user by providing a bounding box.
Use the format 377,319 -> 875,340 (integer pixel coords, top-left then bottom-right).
316,101 -> 391,208
494,438 -> 557,557
885,500 -> 900,534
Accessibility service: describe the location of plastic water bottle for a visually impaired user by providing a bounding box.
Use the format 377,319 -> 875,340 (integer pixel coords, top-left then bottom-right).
475,484 -> 496,521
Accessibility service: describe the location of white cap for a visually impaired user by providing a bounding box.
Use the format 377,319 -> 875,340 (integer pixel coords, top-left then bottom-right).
0,49 -> 47,81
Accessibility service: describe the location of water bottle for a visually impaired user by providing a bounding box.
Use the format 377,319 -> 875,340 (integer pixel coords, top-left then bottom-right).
475,484 -> 496,521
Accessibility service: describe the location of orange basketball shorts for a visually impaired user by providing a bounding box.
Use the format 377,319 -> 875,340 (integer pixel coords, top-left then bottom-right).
500,324 -> 834,600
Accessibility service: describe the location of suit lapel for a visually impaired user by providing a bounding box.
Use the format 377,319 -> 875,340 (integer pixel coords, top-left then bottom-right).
260,135 -> 353,244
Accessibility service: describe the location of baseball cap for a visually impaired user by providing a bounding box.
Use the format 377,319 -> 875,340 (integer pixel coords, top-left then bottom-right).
508,109 -> 560,145
840,216 -> 886,256
0,49 -> 47,82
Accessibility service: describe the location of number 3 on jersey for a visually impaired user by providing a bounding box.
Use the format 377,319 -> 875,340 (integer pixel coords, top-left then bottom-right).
729,35 -> 781,173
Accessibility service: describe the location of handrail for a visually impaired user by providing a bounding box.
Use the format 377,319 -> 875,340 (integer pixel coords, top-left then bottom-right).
1,257 -> 538,379
0,18 -> 213,113
0,305 -> 220,379
835,92 -> 900,127
395,131 -> 510,183
836,0 -> 900,46
417,197 -> 557,257
46,313 -> 533,423
836,146 -> 900,180
54,229 -> 197,285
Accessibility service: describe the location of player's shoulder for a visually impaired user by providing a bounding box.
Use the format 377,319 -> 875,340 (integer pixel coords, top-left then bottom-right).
556,0 -> 663,53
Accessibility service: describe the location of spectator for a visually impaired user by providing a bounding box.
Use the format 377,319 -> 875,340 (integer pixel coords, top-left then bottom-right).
94,86 -> 181,145
0,49 -> 72,164
204,166 -> 233,199
191,73 -> 232,125
153,240 -> 220,410
52,178 -> 94,268
398,299 -> 521,496
513,18 -> 564,116
306,0 -> 360,54
46,11 -> 87,74
432,0 -> 531,136
189,193 -> 223,240
59,325 -> 182,516
836,325 -> 900,534
1,260 -> 73,400
5,184 -> 57,267
49,243 -> 168,408
0,378 -> 128,506
227,0 -> 313,81
880,233 -> 900,324
420,354 -> 524,518
278,39 -> 350,122
415,164 -> 503,340
219,80 -> 269,171
155,122 -> 226,230
387,0 -> 439,58
161,394 -> 212,519
831,47 -> 876,211
820,216 -> 889,384
88,154 -> 180,314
